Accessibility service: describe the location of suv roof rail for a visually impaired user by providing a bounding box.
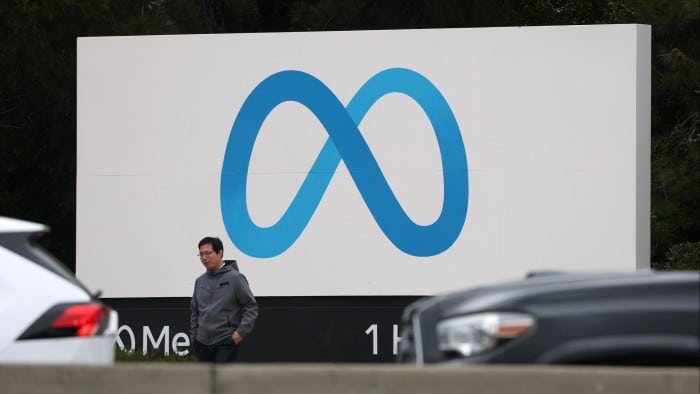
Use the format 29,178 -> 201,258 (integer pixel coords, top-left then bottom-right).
525,270 -> 566,279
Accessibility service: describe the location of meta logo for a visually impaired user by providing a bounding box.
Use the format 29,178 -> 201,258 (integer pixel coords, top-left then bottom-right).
221,68 -> 468,258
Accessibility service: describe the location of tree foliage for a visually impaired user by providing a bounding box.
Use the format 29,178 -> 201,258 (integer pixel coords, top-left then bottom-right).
1,0 -> 697,271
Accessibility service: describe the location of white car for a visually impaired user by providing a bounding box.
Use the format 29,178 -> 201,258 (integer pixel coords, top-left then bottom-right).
0,216 -> 118,365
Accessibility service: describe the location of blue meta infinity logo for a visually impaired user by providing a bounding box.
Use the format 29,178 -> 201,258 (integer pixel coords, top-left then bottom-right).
220,68 -> 468,258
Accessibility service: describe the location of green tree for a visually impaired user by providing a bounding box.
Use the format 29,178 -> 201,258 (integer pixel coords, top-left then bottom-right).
1,1 -> 111,265
637,1 -> 699,266
657,241 -> 700,270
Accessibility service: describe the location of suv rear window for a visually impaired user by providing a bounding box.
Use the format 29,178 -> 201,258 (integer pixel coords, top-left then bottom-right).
0,231 -> 93,297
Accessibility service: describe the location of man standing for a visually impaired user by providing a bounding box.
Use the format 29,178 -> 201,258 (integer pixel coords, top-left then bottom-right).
190,236 -> 258,363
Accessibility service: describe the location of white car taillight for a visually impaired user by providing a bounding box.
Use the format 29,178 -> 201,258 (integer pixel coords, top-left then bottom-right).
51,304 -> 112,337
436,312 -> 535,357
18,302 -> 114,339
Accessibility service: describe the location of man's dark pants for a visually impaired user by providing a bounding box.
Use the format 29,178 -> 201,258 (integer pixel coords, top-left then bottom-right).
193,336 -> 240,363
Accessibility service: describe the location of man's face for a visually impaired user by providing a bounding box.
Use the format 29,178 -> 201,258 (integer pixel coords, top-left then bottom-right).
199,243 -> 223,271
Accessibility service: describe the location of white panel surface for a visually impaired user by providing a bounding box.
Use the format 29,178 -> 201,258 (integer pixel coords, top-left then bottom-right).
77,25 -> 650,297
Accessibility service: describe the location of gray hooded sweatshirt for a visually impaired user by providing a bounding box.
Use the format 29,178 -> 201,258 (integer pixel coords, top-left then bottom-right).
190,262 -> 258,346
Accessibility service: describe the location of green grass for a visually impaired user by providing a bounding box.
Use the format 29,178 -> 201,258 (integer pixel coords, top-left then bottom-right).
115,348 -> 197,362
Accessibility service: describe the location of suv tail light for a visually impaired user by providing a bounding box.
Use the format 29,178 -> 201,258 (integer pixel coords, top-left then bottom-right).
18,302 -> 114,340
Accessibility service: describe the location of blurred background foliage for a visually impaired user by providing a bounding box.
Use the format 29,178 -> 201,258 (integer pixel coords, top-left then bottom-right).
1,0 -> 697,271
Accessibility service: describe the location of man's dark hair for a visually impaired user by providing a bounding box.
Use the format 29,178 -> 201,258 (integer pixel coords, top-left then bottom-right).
198,236 -> 223,253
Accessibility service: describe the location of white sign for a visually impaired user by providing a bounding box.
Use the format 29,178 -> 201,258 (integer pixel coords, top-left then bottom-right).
76,25 -> 650,297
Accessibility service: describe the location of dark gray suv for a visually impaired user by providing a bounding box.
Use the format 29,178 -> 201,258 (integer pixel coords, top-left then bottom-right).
397,270 -> 699,366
